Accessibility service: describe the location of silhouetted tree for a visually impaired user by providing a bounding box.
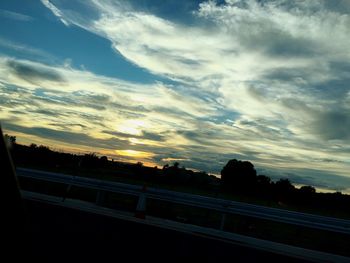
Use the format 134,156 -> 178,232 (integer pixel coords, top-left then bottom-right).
189,171 -> 212,189
38,145 -> 50,152
295,185 -> 316,204
275,178 -> 295,192
274,178 -> 295,202
162,162 -> 193,185
173,162 -> 180,169
30,143 -> 37,148
4,134 -> 16,144
99,156 -> 109,168
255,175 -> 272,198
100,156 -> 108,162
81,153 -> 100,168
299,185 -> 316,194
221,159 -> 257,193
256,175 -> 271,187
129,161 -> 151,179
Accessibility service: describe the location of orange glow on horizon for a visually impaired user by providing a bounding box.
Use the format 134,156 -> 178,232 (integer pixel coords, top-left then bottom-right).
115,149 -> 154,159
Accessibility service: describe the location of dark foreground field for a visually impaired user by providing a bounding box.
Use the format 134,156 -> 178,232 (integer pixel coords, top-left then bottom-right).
15,200 -> 308,263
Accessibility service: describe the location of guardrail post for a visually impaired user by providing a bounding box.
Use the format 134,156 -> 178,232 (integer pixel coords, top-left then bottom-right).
96,190 -> 106,206
135,185 -> 147,219
220,213 -> 226,230
62,184 -> 72,202
62,176 -> 76,202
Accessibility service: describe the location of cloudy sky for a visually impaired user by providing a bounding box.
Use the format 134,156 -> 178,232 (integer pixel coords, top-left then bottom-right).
1,0 -> 350,193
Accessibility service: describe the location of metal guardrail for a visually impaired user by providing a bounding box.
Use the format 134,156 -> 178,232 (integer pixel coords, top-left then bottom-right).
16,167 -> 350,235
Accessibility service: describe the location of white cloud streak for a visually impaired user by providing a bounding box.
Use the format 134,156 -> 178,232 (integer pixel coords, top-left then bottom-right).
41,0 -> 70,26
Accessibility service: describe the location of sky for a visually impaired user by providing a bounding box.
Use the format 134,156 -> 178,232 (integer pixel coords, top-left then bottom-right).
0,0 -> 349,193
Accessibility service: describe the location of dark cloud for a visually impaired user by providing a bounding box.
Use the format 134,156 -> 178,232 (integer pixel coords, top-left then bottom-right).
108,101 -> 149,118
261,61 -> 350,101
255,166 -> 350,192
102,130 -> 136,139
280,98 -> 309,111
220,12 -> 320,59
6,60 -> 66,83
0,84 -> 40,109
0,82 -> 32,94
262,68 -> 308,82
285,170 -> 350,191
29,88 -> 150,114
239,28 -> 320,58
0,96 -> 26,107
312,158 -> 343,164
278,96 -> 350,142
151,106 -> 196,120
32,88 -> 108,110
232,118 -> 294,143
31,109 -> 63,116
154,147 -> 254,174
311,110 -> 350,141
142,131 -> 166,141
103,130 -> 166,142
0,85 -> 111,129
324,0 -> 350,14
71,91 -> 110,107
310,78 -> 350,101
201,109 -> 240,125
9,110 -> 27,115
48,122 -> 87,129
177,129 -> 218,145
2,122 -> 130,150
329,61 -> 350,75
261,32 -> 318,58
84,93 -> 110,103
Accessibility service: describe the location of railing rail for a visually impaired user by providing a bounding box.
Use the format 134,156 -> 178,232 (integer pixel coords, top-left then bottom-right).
16,167 -> 350,235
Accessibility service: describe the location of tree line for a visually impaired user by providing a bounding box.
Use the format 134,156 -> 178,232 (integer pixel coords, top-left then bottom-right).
5,134 -> 350,214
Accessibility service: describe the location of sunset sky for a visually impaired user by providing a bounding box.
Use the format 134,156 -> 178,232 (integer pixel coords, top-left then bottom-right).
1,0 -> 350,193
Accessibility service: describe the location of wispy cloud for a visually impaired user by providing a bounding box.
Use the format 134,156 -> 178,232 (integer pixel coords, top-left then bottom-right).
6,60 -> 66,84
0,37 -> 56,63
0,9 -> 33,21
41,0 -> 70,26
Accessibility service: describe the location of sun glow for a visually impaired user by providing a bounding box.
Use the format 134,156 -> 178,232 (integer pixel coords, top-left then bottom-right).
116,119 -> 146,136
115,149 -> 154,159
